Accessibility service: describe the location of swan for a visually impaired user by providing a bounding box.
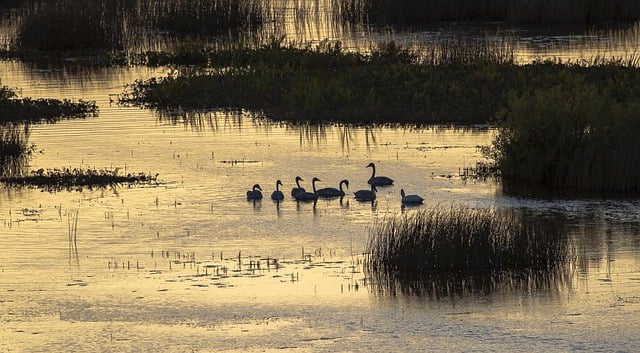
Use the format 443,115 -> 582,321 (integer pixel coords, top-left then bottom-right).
354,184 -> 377,201
317,179 -> 349,198
400,188 -> 424,204
291,176 -> 306,197
294,177 -> 320,201
271,180 -> 285,201
366,162 -> 394,186
246,184 -> 263,200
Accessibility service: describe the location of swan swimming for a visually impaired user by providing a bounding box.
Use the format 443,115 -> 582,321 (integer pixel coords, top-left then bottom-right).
366,162 -> 394,186
246,184 -> 263,200
271,180 -> 285,201
294,177 -> 320,201
400,188 -> 424,204
354,184 -> 377,201
291,176 -> 306,197
317,179 -> 349,198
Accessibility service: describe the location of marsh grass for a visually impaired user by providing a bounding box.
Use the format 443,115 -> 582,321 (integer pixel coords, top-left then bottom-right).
0,167 -> 158,191
337,0 -> 640,25
366,206 -> 572,282
8,0 -> 266,55
492,70 -> 640,192
120,37 -> 518,123
142,0 -> 265,36
0,122 -> 32,177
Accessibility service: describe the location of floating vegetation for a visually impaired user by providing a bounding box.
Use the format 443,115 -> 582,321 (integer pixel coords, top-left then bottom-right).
0,167 -> 159,191
365,205 -> 574,297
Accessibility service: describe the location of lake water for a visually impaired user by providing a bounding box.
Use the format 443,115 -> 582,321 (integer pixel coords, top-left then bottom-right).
1,10 -> 640,352
1,58 -> 640,352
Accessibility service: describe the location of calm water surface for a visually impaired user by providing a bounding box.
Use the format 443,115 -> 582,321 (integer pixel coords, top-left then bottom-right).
1,59 -> 640,351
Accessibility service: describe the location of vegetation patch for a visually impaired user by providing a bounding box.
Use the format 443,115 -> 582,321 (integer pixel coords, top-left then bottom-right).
338,0 -> 640,25
0,84 -> 98,123
0,167 -> 159,192
366,205 -> 573,296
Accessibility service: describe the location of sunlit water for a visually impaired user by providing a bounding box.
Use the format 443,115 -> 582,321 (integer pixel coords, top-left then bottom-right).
1,57 -> 640,352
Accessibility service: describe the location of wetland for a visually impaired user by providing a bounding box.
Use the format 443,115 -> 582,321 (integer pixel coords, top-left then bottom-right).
1,1 -> 640,352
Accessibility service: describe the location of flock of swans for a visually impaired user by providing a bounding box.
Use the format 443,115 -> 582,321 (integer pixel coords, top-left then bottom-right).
246,162 -> 425,205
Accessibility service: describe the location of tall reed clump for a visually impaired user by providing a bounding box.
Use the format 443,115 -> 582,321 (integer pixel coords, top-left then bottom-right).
366,206 -> 572,287
0,122 -> 32,177
491,66 -> 640,193
337,0 -> 640,25
141,0 -> 265,36
15,0 -> 129,52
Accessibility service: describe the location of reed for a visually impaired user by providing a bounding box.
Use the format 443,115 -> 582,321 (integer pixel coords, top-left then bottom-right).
337,0 -> 640,25
0,122 -> 32,177
365,205 -> 572,283
121,37 -> 516,123
0,167 -> 158,191
0,82 -> 98,123
9,0 -> 265,54
492,69 -> 640,193
141,0 -> 265,36
15,0 -> 128,52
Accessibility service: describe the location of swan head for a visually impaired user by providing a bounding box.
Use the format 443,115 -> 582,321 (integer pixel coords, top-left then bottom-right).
276,180 -> 283,187
341,179 -> 349,189
253,184 -> 262,191
295,176 -> 304,182
366,162 -> 375,169
400,189 -> 406,197
312,177 -> 321,183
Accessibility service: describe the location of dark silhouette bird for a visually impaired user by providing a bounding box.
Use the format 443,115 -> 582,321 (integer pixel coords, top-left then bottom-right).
367,162 -> 394,186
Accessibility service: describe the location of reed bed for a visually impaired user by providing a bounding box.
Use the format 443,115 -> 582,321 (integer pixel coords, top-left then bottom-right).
0,167 -> 158,191
8,0 -> 267,54
366,206 -> 572,281
141,0 -> 265,36
337,0 -> 640,25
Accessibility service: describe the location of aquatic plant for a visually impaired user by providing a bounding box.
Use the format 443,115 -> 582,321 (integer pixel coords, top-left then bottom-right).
7,0 -> 266,56
365,205 -> 573,295
120,37 -> 516,124
0,122 -> 32,177
0,167 -> 159,191
141,0 -> 265,36
0,81 -> 97,123
491,68 -> 640,193
337,0 -> 640,25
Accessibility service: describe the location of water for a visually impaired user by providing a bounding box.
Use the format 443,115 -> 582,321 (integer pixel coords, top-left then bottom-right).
2,6 -> 640,351
1,58 -> 640,352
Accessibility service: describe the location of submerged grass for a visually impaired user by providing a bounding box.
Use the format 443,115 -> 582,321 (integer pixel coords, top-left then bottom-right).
366,205 -> 573,295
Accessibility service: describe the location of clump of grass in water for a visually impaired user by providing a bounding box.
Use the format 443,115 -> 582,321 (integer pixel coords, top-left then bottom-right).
0,167 -> 158,191
365,205 -> 573,296
0,122 -> 33,177
0,83 -> 98,123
